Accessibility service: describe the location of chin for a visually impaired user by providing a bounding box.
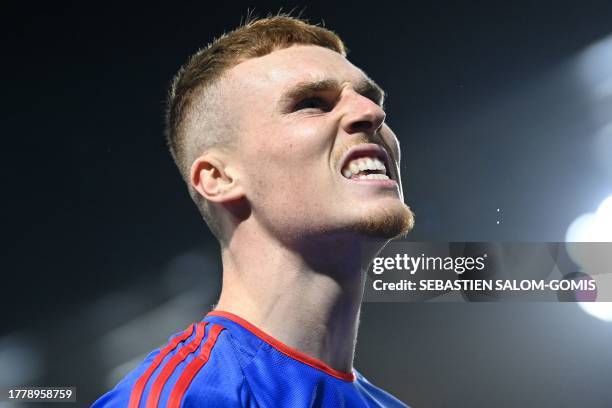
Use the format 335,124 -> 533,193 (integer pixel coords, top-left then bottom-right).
350,203 -> 415,239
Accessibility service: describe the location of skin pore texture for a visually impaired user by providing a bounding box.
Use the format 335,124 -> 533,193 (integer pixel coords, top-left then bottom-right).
190,45 -> 414,373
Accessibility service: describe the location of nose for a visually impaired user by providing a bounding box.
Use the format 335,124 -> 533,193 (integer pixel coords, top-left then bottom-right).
339,89 -> 386,136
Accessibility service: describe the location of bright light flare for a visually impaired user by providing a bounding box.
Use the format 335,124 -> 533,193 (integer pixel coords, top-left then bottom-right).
565,195 -> 612,242
578,302 -> 612,321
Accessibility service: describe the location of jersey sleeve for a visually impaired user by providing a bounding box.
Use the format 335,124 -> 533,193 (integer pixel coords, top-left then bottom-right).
91,323 -> 258,408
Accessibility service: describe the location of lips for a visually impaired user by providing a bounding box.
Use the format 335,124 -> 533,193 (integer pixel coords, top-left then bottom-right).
342,156 -> 389,180
339,144 -> 395,182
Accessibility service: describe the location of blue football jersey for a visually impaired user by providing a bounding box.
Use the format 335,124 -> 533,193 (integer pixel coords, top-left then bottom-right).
92,311 -> 409,407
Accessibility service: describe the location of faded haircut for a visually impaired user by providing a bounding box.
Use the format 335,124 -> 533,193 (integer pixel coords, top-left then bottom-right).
165,15 -> 346,241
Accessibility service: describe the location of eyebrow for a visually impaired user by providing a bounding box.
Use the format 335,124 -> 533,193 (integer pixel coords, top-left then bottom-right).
278,78 -> 386,110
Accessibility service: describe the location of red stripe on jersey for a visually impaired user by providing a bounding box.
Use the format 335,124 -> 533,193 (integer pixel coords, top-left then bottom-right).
128,324 -> 195,408
145,322 -> 208,408
166,324 -> 225,408
207,310 -> 356,382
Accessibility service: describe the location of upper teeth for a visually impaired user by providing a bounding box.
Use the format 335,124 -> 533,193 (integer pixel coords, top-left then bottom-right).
342,156 -> 388,179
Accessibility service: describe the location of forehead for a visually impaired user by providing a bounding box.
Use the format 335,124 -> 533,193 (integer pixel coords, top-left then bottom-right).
224,45 -> 369,96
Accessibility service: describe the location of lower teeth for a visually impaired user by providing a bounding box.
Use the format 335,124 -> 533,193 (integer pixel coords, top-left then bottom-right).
357,174 -> 390,180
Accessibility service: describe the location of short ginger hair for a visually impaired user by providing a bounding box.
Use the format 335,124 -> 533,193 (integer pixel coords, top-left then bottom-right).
165,15 -> 347,241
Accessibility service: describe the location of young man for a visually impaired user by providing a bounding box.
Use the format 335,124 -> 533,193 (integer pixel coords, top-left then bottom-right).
94,15 -> 414,408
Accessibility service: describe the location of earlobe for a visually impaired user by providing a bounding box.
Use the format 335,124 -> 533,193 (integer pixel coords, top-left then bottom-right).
190,154 -> 244,203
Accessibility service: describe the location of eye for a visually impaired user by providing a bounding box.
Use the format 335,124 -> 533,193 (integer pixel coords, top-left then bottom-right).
293,97 -> 331,112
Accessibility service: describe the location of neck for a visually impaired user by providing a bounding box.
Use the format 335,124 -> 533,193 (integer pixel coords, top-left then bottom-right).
214,227 -> 377,373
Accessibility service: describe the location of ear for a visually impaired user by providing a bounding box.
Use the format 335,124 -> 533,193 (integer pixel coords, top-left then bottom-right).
190,152 -> 244,203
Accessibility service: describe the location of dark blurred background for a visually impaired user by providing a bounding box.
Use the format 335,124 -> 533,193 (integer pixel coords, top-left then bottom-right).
3,1 -> 612,407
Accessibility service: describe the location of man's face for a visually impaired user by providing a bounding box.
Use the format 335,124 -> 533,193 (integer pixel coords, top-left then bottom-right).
222,45 -> 413,243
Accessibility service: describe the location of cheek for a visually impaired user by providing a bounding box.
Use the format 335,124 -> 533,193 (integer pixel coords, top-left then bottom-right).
251,156 -> 333,203
245,153 -> 336,220
248,130 -> 330,183
379,126 -> 401,158
240,120 -> 338,212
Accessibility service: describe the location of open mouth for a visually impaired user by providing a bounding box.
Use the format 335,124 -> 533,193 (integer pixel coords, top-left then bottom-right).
339,144 -> 395,182
342,156 -> 389,180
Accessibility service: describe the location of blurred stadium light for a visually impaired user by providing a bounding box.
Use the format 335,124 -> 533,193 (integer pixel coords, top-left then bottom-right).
578,302 -> 612,322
